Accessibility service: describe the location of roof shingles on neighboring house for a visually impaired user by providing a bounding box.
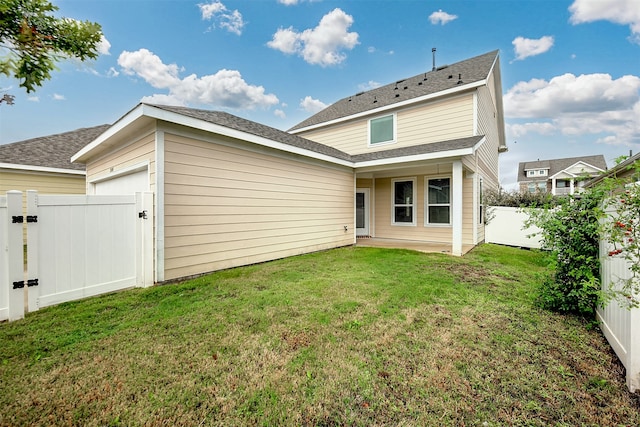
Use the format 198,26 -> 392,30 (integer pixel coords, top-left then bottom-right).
0,125 -> 110,171
289,50 -> 499,132
518,155 -> 608,181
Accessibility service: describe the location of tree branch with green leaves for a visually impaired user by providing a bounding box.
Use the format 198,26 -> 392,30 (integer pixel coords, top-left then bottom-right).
0,0 -> 103,93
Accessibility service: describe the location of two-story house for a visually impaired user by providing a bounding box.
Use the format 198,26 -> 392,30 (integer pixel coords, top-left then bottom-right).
71,50 -> 506,283
517,155 -> 607,195
290,50 -> 507,256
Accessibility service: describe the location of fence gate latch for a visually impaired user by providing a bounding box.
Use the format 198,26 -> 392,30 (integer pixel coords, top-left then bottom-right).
138,210 -> 148,219
27,279 -> 39,287
11,216 -> 23,223
26,215 -> 38,223
12,281 -> 24,289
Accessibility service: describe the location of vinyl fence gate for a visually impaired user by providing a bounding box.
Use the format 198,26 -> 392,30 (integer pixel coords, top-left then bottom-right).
1,190 -> 153,322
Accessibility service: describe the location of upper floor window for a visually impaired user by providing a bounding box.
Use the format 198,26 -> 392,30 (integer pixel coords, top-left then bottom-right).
539,170 -> 547,176
527,170 -> 535,177
369,114 -> 395,146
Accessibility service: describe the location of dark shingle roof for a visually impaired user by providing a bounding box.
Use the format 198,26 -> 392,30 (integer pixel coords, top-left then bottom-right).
352,136 -> 484,162
151,104 -> 484,165
518,155 -> 608,180
289,50 -> 499,132
149,104 -> 353,162
0,125 -> 110,171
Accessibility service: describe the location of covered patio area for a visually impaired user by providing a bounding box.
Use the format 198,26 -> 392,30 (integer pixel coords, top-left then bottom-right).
355,237 -> 476,255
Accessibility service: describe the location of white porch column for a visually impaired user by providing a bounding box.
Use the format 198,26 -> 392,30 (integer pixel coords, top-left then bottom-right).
551,178 -> 556,195
452,161 -> 463,256
570,179 -> 575,195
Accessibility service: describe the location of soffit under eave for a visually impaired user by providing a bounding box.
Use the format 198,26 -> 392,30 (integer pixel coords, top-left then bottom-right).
354,156 -> 473,178
76,116 -> 158,164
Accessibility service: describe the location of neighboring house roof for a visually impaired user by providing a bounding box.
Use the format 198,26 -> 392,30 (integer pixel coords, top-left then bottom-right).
289,50 -> 500,132
73,104 -> 486,167
0,124 -> 110,172
518,155 -> 607,182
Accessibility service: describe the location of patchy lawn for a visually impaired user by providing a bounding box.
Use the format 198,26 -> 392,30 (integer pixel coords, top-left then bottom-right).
1,244 -> 638,426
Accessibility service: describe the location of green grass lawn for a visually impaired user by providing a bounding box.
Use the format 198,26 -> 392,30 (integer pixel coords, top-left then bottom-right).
1,244 -> 638,426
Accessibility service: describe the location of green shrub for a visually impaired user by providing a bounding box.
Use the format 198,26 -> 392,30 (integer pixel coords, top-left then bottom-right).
524,185 -> 607,317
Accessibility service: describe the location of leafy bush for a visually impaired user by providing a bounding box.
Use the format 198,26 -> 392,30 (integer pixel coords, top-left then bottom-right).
483,188 -> 558,208
524,187 -> 606,317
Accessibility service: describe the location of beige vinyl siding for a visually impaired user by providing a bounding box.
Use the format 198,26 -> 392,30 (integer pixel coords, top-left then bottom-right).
0,170 -> 85,195
475,86 -> 500,186
163,133 -> 354,281
85,130 -> 156,194
298,94 -> 475,155
1,170 -> 86,240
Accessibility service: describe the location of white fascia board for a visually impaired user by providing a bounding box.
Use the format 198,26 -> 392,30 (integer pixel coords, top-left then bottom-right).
143,105 -> 354,168
550,170 -> 577,179
0,162 -> 85,175
73,103 -> 352,168
353,137 -> 484,169
290,80 -> 486,134
354,147 -> 473,169
72,104 -> 146,163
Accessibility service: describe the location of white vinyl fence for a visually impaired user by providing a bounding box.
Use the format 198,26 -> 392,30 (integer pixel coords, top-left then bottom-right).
1,190 -> 153,322
485,206 -> 543,249
597,207 -> 640,392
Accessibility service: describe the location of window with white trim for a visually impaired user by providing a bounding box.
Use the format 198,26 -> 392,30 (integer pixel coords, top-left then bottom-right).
426,177 -> 451,225
392,178 -> 416,225
369,114 -> 395,146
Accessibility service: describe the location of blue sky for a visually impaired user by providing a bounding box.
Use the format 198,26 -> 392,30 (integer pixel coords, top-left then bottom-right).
1,0 -> 639,189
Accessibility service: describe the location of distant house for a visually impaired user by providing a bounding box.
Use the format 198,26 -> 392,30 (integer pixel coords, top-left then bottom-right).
0,124 -> 110,203
517,155 -> 607,195
72,50 -> 507,283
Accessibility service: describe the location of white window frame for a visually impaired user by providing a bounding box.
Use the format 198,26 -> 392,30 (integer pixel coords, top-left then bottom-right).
391,177 -> 416,226
425,176 -> 452,227
527,170 -> 535,177
368,113 -> 397,147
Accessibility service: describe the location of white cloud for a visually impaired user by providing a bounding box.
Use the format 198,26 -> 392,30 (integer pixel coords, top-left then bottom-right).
199,1 -> 245,35
512,36 -> 554,60
506,122 -> 556,139
504,73 -> 640,145
27,96 -> 39,102
106,67 -> 119,77
118,49 -> 279,109
52,93 -> 65,101
277,0 -> 320,5
300,96 -> 327,113
268,8 -> 359,67
428,9 -> 458,25
569,0 -> 640,44
97,35 -> 111,55
274,109 -> 286,118
358,81 -> 381,91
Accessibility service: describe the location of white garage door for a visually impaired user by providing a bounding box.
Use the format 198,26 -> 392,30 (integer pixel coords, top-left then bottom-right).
93,168 -> 149,195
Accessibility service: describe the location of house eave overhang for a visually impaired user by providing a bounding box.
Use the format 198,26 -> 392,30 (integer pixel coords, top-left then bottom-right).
0,162 -> 85,175
290,80 -> 487,135
73,104 -> 353,168
353,137 -> 485,171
